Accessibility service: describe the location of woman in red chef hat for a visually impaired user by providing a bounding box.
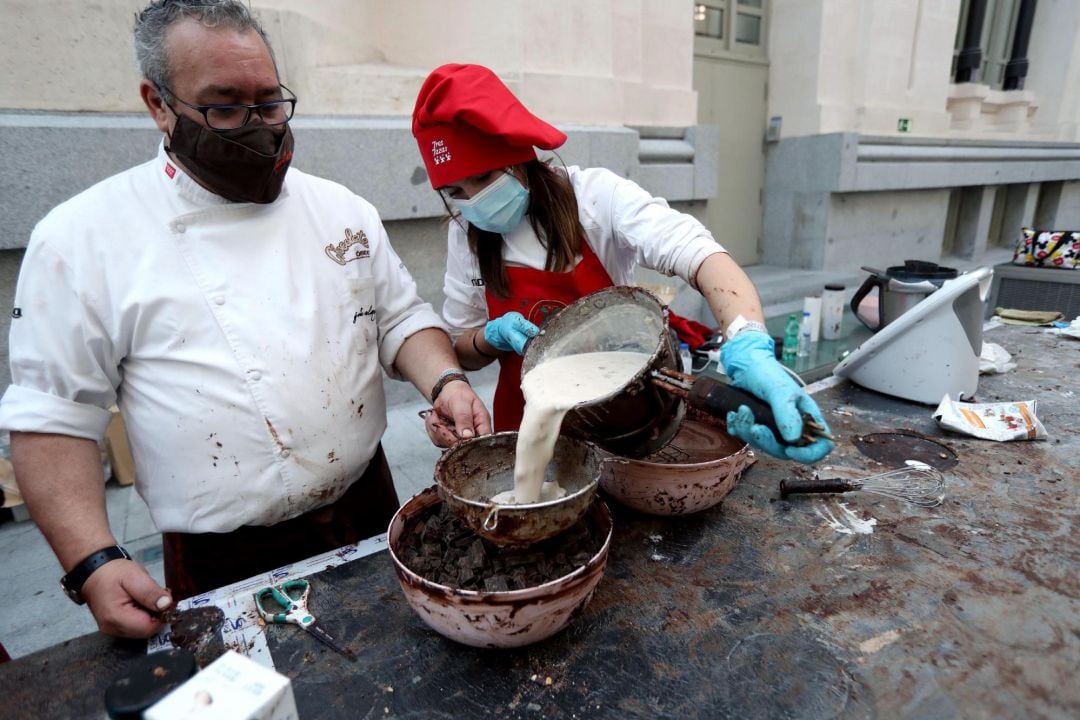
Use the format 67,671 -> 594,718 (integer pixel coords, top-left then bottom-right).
412,63 -> 833,464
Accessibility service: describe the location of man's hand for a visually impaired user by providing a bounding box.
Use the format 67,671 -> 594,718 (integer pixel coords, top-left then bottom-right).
81,559 -> 173,638
430,380 -> 491,446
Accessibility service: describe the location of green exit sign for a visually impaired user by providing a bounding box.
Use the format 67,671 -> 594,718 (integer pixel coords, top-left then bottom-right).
897,118 -> 912,132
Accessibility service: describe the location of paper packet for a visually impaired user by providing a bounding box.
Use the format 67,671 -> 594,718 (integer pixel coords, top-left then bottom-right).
933,394 -> 1046,441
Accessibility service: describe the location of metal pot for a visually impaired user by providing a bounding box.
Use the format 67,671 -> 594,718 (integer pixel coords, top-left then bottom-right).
521,286 -> 684,458
434,432 -> 603,546
850,260 -> 958,331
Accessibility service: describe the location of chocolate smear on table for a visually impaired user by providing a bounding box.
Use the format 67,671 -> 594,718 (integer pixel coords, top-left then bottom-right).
398,503 -> 604,591
162,606 -> 227,667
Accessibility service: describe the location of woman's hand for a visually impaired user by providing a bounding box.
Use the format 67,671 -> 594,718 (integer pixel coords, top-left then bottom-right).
484,312 -> 539,355
720,331 -> 833,464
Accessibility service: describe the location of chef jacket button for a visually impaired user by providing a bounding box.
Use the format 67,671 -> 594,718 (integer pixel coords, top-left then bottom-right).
213,295 -> 225,306
250,371 -> 262,381
174,222 -> 186,233
279,449 -> 291,458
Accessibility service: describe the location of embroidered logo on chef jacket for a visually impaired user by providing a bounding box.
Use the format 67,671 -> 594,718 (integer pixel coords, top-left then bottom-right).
430,139 -> 452,166
325,228 -> 370,266
11,307 -> 22,319
164,162 -> 176,179
470,278 -> 484,287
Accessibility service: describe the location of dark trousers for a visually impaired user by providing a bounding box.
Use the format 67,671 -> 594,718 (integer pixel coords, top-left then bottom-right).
162,445 -> 399,600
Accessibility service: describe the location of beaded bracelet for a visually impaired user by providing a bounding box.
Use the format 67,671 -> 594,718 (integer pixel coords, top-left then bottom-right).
430,369 -> 470,404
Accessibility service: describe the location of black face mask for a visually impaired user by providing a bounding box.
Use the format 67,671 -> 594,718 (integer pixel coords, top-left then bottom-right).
165,112 -> 294,204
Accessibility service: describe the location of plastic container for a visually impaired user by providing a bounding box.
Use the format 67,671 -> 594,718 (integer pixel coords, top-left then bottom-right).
781,313 -> 799,360
679,343 -> 693,374
822,284 -> 845,340
797,311 -> 812,357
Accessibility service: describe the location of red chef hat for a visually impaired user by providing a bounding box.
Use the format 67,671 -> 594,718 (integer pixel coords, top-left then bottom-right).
411,63 -> 567,189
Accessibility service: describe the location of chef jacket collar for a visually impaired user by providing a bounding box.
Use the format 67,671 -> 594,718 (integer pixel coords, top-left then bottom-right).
155,141 -> 290,208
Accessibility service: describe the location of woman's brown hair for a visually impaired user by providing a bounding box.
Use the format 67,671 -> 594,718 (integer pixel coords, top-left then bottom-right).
464,160 -> 585,298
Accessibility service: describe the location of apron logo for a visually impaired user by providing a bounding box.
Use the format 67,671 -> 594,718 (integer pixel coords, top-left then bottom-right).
527,300 -> 567,326
325,228 -> 370,266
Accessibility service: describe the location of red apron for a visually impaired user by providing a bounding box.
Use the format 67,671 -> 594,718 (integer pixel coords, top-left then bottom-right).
486,240 -> 614,431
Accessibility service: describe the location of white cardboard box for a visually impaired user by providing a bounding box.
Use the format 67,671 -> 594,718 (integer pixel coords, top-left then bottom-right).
145,650 -> 298,720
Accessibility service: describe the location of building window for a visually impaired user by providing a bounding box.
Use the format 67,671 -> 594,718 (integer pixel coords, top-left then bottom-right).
953,0 -> 1035,89
695,0 -> 767,60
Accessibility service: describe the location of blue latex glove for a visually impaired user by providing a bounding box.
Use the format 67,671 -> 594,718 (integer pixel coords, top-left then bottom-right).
484,312 -> 540,355
720,331 -> 833,464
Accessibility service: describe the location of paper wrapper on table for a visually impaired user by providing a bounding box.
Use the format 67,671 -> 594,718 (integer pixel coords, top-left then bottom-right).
933,394 -> 1047,442
145,650 -> 298,720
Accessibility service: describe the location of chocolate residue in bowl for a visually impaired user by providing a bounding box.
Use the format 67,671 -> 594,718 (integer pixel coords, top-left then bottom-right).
397,503 -> 604,592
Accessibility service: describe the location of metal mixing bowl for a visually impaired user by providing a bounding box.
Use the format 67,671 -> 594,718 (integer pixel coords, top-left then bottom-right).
599,418 -> 755,515
387,487 -> 613,648
434,432 -> 603,546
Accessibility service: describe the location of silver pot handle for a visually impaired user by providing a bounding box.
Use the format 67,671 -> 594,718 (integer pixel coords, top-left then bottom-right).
482,504 -> 500,531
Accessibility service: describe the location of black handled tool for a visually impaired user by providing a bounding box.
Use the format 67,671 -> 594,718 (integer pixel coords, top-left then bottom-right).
651,368 -> 831,447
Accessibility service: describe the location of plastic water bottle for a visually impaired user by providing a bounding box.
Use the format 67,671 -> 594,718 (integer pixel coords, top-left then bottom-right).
782,313 -> 799,360
797,311 -> 812,357
679,342 -> 693,374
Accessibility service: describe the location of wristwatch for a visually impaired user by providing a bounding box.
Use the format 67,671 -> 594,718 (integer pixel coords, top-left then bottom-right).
60,545 -> 131,605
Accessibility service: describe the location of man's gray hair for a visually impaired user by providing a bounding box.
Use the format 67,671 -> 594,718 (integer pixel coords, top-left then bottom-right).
134,0 -> 276,100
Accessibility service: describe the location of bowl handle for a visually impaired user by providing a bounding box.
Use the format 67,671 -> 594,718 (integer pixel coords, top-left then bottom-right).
482,504 -> 500,531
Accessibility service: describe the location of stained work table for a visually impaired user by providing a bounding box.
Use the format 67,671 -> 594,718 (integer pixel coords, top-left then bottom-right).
3,323 -> 1077,719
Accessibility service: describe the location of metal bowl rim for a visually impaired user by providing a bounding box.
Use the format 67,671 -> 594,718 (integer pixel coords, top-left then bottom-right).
434,431 -> 605,510
387,489 -> 614,599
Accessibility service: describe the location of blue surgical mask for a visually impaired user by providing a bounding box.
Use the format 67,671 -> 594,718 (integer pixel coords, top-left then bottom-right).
450,171 -> 529,234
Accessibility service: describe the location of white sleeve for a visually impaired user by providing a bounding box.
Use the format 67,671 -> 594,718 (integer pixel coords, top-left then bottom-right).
441,222 -> 488,335
0,234 -> 117,440
366,209 -> 448,378
608,174 -> 726,289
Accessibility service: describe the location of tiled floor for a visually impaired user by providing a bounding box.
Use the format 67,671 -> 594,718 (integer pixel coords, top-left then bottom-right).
0,371 -> 496,660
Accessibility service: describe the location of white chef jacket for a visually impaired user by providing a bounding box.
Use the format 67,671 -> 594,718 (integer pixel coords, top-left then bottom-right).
442,166 -> 726,332
0,144 -> 445,533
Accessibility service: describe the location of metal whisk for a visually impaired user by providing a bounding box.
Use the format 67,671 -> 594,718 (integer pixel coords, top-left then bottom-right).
780,461 -> 946,507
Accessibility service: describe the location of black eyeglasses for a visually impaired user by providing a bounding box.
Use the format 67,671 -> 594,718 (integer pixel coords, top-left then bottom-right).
158,84 -> 297,130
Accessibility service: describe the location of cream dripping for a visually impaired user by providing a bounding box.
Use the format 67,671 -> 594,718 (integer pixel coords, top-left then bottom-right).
491,351 -> 652,505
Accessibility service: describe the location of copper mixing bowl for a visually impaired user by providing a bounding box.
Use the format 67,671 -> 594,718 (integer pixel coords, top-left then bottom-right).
387,487 -> 613,648
599,418 -> 755,515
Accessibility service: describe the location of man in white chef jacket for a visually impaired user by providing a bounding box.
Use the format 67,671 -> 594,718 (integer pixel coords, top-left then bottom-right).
0,0 -> 489,638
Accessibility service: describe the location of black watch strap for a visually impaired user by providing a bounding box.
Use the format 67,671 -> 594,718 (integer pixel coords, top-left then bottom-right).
60,545 -> 131,605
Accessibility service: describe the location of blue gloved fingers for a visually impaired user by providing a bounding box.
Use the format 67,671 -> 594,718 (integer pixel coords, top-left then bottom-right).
769,386 -> 807,444
508,314 -> 539,354
484,312 -> 540,354
727,406 -> 787,459
729,405 -> 834,463
784,438 -> 834,464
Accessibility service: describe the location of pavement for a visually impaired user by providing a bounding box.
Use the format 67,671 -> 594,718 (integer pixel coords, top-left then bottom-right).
0,250 -> 1014,660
